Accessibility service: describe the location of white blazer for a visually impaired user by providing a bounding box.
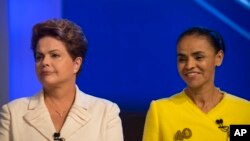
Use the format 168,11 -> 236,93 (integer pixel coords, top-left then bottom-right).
0,86 -> 124,141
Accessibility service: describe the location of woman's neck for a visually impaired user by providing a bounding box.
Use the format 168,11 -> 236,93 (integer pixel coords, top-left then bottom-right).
185,85 -> 223,113
43,84 -> 76,133
43,83 -> 76,109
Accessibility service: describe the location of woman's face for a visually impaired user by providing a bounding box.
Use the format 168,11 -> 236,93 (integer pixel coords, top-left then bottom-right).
35,36 -> 82,88
177,35 -> 223,89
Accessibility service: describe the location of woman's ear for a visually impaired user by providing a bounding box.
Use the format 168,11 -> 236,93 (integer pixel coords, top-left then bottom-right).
73,57 -> 82,74
215,50 -> 224,67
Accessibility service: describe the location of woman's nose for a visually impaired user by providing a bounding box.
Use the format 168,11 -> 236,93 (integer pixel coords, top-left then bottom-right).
185,59 -> 195,69
41,56 -> 50,67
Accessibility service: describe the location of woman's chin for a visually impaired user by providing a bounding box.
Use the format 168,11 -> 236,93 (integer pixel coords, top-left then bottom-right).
186,82 -> 202,89
40,80 -> 58,87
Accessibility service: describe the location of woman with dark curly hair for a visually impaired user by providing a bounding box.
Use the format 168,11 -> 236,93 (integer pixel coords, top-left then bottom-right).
0,19 -> 123,141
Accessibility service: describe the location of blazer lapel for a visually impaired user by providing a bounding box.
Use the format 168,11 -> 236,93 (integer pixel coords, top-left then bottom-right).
23,86 -> 94,140
23,92 -> 55,141
60,86 -> 93,138
60,105 -> 91,138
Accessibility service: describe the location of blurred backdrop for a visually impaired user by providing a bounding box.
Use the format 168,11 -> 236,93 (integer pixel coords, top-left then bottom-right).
1,0 -> 250,112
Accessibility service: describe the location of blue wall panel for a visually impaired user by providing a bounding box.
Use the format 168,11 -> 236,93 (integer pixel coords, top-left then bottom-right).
6,0 -> 248,111
9,0 -> 61,100
7,0 -> 250,111
62,0 -> 250,112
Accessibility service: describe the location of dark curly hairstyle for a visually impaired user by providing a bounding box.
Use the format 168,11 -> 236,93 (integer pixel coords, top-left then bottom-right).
31,18 -> 88,75
177,26 -> 225,54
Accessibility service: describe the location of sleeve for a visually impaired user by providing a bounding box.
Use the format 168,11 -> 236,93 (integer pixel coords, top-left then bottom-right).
143,101 -> 159,141
0,104 -> 11,141
106,103 -> 124,141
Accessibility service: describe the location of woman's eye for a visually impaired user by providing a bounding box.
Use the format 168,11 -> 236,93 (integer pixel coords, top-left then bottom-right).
35,55 -> 43,62
178,57 -> 187,63
195,56 -> 204,60
51,54 -> 60,58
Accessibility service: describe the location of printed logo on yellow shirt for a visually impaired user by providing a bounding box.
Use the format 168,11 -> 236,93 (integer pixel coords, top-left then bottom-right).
174,128 -> 192,141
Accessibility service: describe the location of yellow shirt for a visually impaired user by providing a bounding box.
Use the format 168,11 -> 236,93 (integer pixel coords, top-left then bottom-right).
143,91 -> 250,141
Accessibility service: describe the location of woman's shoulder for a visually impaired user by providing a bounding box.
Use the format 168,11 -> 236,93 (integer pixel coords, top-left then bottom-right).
2,92 -> 41,109
76,89 -> 120,111
224,92 -> 250,105
4,96 -> 31,108
151,91 -> 185,106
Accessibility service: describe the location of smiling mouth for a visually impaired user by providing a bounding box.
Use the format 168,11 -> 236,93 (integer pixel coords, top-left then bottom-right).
184,72 -> 200,77
41,71 -> 53,76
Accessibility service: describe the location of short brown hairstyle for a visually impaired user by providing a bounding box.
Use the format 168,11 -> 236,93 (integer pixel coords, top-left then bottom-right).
31,18 -> 88,74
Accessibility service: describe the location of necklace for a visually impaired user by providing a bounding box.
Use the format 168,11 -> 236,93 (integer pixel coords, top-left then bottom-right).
46,98 -> 70,118
55,110 -> 66,117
